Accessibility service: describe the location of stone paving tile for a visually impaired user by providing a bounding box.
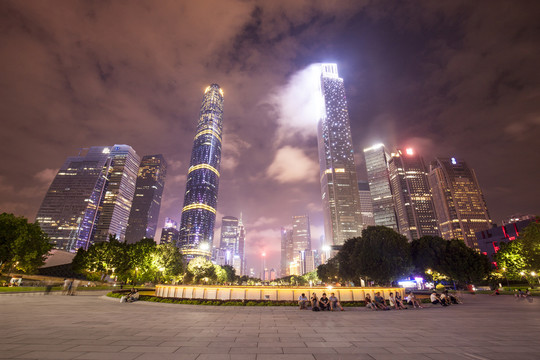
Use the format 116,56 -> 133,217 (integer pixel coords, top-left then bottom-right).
195,355 -> 256,360
208,342 -> 258,348
160,341 -> 211,347
135,354 -> 198,360
370,354 -> 434,360
0,350 -> 32,359
283,347 -> 337,354
66,345 -> 129,352
229,347 -> 284,354
256,355 -> 315,360
11,344 -> 78,351
258,342 -> 306,348
383,347 -> 441,354
176,347 -> 231,354
121,346 -> 180,353
74,352 -> 142,359
334,347 -> 391,354
313,355 -> 374,360
304,341 -> 353,348
16,351 -> 85,359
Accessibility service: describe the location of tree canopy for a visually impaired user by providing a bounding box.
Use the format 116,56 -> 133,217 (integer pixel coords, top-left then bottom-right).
0,213 -> 52,274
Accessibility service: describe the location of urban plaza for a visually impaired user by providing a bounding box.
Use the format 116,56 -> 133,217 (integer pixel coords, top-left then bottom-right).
1,1 -> 539,360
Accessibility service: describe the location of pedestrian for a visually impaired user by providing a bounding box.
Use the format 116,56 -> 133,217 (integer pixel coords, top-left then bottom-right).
298,293 -> 308,309
329,292 -> 344,311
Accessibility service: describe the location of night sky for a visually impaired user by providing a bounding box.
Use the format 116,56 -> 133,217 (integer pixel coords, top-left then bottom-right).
1,1 -> 539,272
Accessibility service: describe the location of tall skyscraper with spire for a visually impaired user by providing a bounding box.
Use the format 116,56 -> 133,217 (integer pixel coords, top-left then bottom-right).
125,154 -> 167,243
428,157 -> 492,249
178,84 -> 224,259
316,63 -> 363,247
363,143 -> 398,231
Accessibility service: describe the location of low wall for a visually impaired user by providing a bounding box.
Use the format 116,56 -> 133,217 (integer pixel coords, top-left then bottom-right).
155,285 -> 405,302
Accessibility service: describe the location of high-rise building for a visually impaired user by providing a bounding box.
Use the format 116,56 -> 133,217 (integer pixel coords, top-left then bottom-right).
219,216 -> 239,266
179,84 -> 224,260
364,144 -> 398,231
358,181 -> 375,227
388,148 -> 439,241
316,63 -> 363,246
125,154 -> 167,243
292,215 -> 311,274
36,146 -> 112,252
160,217 -> 179,244
428,157 -> 492,249
238,214 -> 246,276
93,145 -> 140,243
280,227 -> 293,277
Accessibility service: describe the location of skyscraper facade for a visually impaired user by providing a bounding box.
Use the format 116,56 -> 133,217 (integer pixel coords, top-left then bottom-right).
125,154 -> 167,243
358,181 -> 376,227
93,145 -> 140,243
160,218 -> 179,244
388,148 -> 439,241
36,146 -> 112,252
237,214 -> 246,276
363,144 -> 398,231
219,216 -> 239,266
428,157 -> 492,249
316,64 -> 363,246
290,215 -> 312,275
280,227 -> 293,277
179,84 -> 224,259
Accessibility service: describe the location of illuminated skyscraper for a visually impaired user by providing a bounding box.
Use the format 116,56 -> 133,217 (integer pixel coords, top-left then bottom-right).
280,227 -> 293,277
219,216 -> 239,266
316,64 -> 363,246
358,181 -> 375,227
36,146 -> 112,251
160,217 -> 179,244
93,145 -> 140,243
238,214 -> 246,276
428,157 -> 492,249
388,148 -> 439,241
363,144 -> 398,231
179,84 -> 224,259
125,154 -> 167,243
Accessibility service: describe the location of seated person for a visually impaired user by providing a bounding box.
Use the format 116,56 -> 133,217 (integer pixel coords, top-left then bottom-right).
298,293 -> 309,309
406,292 -> 423,308
374,292 -> 389,310
440,291 -> 451,306
128,288 -> 140,302
364,294 -> 377,310
395,292 -> 407,309
430,291 -> 445,306
319,293 -> 330,310
389,292 -> 404,310
329,292 -> 344,311
310,292 -> 319,310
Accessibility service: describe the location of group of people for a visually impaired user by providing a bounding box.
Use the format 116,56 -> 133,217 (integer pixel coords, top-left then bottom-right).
365,291 -> 420,310
430,290 -> 461,306
62,278 -> 80,296
298,292 -> 344,311
120,288 -> 140,303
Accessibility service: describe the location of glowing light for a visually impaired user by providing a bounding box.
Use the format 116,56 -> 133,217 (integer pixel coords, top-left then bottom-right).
188,164 -> 220,177
204,86 -> 211,93
532,272 -> 537,276
102,148 -> 110,154
451,157 -> 457,165
406,148 -> 414,155
199,242 -> 210,251
322,245 -> 331,252
219,88 -> 224,96
182,203 -> 216,214
334,168 -> 345,173
262,252 -> 266,257
363,143 -> 384,152
194,129 -> 222,141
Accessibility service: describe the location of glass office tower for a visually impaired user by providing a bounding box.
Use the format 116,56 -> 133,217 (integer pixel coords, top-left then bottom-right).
36,147 -> 112,252
363,144 -> 398,231
429,157 -> 492,249
219,216 -> 239,266
388,148 -> 439,241
125,154 -> 167,243
179,84 -> 224,259
93,145 -> 140,243
316,64 -> 363,246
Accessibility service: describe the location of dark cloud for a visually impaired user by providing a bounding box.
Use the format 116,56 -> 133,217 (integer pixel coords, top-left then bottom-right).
1,0 -> 539,272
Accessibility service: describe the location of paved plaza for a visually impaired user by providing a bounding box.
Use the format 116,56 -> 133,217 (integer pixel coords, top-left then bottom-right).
1,292 -> 539,360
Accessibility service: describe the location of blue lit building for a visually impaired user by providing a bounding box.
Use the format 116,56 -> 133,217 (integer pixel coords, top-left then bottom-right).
179,84 -> 224,259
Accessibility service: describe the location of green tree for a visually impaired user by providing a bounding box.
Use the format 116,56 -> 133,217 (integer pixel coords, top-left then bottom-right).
187,257 -> 216,283
317,257 -> 339,283
153,243 -> 184,283
410,236 -> 447,276
353,226 -> 412,286
520,219 -> 540,271
494,240 -> 527,280
72,237 -> 127,281
221,265 -> 236,284
438,239 -> 491,284
0,213 -> 52,274
336,237 -> 361,283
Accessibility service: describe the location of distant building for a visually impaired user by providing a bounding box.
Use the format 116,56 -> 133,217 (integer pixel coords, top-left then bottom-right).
502,214 -> 536,226
219,216 -> 239,266
94,145 -> 140,243
388,148 -> 439,241
476,219 -> 534,261
179,84 -> 224,260
316,64 -> 363,246
160,218 -> 179,245
429,157 -> 492,249
238,214 -> 246,276
36,145 -> 140,252
280,228 -> 293,277
364,144 -> 398,231
358,181 -> 375,227
125,154 -> 167,243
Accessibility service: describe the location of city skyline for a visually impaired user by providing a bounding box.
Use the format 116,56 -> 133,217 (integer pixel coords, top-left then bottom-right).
2,1 -> 539,272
